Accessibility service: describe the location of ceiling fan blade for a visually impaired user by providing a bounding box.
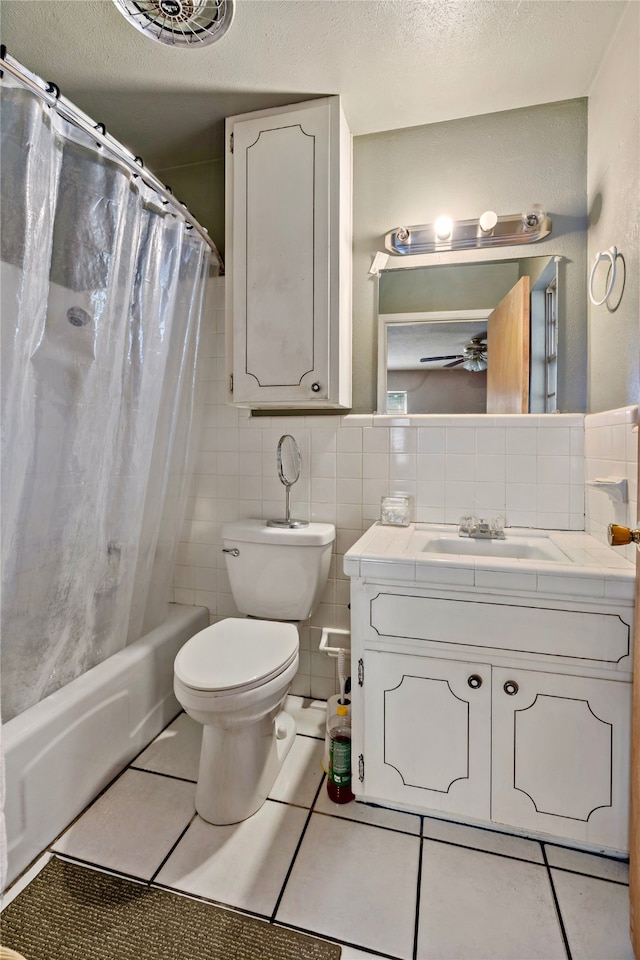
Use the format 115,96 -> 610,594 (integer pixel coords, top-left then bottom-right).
444,358 -> 465,368
419,354 -> 463,363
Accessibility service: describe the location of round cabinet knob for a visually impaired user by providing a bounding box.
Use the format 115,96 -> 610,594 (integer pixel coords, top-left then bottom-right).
503,680 -> 519,696
467,674 -> 483,689
311,382 -> 321,393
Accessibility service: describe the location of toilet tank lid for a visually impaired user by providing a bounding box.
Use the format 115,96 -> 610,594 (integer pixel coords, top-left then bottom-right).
222,519 -> 335,546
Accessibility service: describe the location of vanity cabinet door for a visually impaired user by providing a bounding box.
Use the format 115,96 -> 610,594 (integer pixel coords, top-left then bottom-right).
225,97 -> 352,409
491,667 -> 631,852
363,651 -> 491,820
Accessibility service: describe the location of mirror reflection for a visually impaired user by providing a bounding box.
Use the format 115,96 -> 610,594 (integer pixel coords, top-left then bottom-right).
377,256 -> 558,415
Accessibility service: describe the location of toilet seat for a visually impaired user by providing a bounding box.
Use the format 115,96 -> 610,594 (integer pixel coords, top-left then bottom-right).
174,618 -> 298,695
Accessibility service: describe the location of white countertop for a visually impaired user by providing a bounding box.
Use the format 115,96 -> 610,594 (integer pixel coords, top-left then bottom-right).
343,522 -> 635,603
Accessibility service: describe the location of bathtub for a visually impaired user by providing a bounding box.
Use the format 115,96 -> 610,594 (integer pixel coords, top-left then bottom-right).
2,602 -> 208,887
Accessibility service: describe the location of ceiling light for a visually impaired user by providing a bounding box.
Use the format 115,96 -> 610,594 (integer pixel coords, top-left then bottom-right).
461,355 -> 488,372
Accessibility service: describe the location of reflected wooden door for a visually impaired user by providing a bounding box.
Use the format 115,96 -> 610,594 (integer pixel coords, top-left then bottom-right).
486,276 -> 530,413
630,433 -> 640,957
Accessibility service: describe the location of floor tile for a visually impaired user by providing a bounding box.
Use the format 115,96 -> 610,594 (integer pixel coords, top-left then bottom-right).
276,813 -> 419,960
268,735 -> 324,807
132,712 -> 201,781
422,815 -> 544,863
154,800 -> 308,917
417,840 -> 566,959
51,769 -> 195,881
545,843 -> 629,883
551,869 -> 634,959
315,790 -> 421,835
284,695 -> 327,738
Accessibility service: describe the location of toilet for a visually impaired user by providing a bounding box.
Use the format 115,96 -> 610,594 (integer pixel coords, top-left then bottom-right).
173,518 -> 335,825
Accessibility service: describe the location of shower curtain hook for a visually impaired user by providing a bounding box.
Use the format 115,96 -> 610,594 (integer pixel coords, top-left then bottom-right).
45,80 -> 61,100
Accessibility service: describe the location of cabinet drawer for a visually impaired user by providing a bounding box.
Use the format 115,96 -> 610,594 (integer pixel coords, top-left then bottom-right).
369,592 -> 630,664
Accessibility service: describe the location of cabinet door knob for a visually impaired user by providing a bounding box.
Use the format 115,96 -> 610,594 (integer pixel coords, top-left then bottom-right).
467,674 -> 483,689
311,382 -> 321,392
503,680 -> 519,696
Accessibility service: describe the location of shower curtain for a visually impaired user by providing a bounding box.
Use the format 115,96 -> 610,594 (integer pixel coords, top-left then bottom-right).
0,80 -> 214,722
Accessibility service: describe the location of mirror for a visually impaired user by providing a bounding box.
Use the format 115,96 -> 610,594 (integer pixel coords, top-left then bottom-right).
377,256 -> 559,415
267,434 -> 308,529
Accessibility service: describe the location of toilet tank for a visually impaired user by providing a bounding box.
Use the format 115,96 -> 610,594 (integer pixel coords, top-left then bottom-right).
222,520 -> 335,621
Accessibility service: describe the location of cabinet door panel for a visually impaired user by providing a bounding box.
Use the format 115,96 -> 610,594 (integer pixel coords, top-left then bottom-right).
492,667 -> 631,852
364,651 -> 491,819
231,103 -> 330,403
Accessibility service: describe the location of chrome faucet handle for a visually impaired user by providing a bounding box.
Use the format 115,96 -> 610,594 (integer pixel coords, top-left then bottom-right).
458,514 -> 476,536
490,515 -> 506,538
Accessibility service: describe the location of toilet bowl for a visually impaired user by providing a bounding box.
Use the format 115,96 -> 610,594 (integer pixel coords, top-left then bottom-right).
173,519 -> 335,825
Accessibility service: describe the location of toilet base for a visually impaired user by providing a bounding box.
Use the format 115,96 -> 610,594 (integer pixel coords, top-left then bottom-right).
194,708 -> 296,824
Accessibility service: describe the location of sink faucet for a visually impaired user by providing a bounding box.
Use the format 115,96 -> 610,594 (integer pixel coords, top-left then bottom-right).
458,515 -> 506,539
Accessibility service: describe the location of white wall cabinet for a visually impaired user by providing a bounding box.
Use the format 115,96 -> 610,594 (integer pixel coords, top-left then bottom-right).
352,581 -> 633,853
225,97 -> 352,409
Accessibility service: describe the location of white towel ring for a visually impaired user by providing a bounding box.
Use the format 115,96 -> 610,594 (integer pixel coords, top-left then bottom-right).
589,245 -> 618,306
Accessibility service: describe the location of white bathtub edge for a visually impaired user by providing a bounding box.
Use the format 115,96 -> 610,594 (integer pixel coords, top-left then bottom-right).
2,603 -> 208,889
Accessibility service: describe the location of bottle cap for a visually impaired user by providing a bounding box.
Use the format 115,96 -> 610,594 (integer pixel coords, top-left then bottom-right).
337,705 -> 348,716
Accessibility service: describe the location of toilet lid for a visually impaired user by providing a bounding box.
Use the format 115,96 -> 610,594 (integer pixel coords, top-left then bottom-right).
174,618 -> 299,693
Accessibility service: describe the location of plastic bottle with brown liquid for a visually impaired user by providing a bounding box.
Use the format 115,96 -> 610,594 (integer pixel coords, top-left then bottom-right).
327,704 -> 354,803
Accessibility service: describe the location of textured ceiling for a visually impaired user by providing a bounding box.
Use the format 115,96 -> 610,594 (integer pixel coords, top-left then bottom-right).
0,0 -> 627,168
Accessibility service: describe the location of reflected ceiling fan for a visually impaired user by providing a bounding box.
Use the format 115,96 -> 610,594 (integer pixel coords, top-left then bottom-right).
420,337 -> 488,372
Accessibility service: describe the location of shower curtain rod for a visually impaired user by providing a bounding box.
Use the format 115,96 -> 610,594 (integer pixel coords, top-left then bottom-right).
0,48 -> 224,274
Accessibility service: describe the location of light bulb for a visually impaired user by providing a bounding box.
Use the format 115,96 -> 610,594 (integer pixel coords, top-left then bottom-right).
462,355 -> 488,372
434,215 -> 453,241
479,210 -> 498,234
522,204 -> 546,230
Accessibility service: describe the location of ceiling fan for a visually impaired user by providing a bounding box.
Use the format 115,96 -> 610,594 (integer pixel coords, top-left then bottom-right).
420,337 -> 488,372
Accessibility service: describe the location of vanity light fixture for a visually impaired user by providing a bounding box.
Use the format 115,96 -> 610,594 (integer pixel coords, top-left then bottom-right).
385,205 -> 552,255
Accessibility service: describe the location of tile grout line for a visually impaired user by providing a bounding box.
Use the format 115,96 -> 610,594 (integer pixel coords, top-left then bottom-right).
148,812 -> 198,885
412,818 -> 425,960
541,843 -> 573,960
547,863 -> 629,887
45,852 -> 153,888
128,765 -> 198,785
269,773 -> 327,923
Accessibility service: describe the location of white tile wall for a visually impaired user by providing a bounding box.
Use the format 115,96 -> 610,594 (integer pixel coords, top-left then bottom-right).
172,278 -> 590,698
585,405 -> 639,563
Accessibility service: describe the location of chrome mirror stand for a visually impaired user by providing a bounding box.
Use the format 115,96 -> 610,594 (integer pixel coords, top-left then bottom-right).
267,434 -> 309,529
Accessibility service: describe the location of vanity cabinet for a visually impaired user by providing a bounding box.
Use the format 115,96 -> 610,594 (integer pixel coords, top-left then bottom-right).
352,582 -> 633,853
225,97 -> 352,409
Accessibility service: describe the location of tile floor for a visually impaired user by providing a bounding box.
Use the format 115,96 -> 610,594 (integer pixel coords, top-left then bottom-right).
5,697 -> 634,960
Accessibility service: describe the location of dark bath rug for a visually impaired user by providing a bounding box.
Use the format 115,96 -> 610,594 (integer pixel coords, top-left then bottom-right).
1,857 -> 341,960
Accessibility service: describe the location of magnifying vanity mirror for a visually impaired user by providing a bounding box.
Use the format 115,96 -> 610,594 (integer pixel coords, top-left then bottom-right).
377,255 -> 559,415
267,434 -> 308,529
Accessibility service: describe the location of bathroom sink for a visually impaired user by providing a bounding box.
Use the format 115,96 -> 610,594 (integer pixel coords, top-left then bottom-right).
412,532 -> 570,563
